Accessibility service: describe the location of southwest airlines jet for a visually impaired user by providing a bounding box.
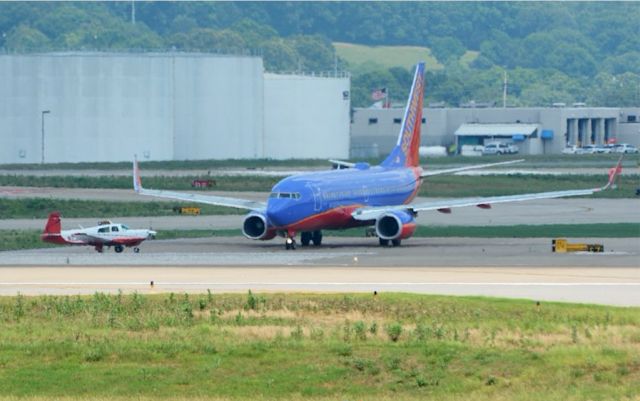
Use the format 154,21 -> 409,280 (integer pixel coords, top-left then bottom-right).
133,62 -> 621,250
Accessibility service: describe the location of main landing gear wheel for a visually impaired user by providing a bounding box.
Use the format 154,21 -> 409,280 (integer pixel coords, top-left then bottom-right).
379,238 -> 389,247
285,237 -> 296,250
391,239 -> 402,247
300,232 -> 312,246
114,244 -> 124,253
133,247 -> 140,253
312,230 -> 322,246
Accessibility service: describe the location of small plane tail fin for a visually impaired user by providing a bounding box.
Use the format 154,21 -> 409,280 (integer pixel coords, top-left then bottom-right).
43,211 -> 62,235
133,156 -> 143,193
381,62 -> 425,168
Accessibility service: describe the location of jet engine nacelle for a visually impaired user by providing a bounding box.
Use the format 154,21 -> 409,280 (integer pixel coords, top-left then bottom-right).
242,212 -> 277,240
375,210 -> 416,240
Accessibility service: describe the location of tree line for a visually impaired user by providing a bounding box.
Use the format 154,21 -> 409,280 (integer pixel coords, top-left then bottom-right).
0,2 -> 638,107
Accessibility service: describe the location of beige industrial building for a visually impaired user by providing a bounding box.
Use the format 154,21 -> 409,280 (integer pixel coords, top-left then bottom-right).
351,106 -> 640,157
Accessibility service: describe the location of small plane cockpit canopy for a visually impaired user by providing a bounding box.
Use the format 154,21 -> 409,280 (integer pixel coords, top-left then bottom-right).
269,192 -> 301,200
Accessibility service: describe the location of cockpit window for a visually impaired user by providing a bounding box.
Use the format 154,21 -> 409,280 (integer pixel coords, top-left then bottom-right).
269,192 -> 301,200
121,225 -> 129,230
111,226 -> 119,232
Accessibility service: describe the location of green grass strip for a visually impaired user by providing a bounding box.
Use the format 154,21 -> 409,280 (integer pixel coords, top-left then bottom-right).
0,198 -> 239,219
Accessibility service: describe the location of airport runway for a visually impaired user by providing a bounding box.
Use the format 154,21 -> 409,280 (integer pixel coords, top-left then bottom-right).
1,192 -> 639,229
1,237 -> 638,306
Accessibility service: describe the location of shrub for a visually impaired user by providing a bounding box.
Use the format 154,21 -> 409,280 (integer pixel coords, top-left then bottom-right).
386,322 -> 403,342
84,347 -> 105,362
354,321 -> 367,341
290,325 -> 304,340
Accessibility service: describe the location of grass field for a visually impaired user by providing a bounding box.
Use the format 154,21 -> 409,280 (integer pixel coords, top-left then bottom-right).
334,42 -> 443,71
0,292 -> 638,400
2,223 -> 637,252
0,198 -> 238,219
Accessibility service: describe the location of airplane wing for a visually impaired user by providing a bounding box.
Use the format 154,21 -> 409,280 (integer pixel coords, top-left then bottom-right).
329,159 -> 356,169
352,156 -> 623,221
70,233 -> 108,244
420,159 -> 524,177
331,159 -> 524,175
133,158 -> 267,210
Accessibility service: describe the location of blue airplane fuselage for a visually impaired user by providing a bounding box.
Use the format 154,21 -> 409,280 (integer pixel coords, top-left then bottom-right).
266,165 -> 422,233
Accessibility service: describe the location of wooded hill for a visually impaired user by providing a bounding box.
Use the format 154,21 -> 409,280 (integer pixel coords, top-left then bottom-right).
1,2 -> 638,107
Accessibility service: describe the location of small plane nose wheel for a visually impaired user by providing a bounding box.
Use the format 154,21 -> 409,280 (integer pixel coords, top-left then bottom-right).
285,237 -> 296,250
114,244 -> 124,253
134,247 -> 140,253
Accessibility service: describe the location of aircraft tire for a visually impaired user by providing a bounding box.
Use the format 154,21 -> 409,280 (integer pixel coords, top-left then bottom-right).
391,239 -> 402,247
114,245 -> 124,253
379,238 -> 389,247
312,231 -> 322,246
134,247 -> 140,253
300,232 -> 312,246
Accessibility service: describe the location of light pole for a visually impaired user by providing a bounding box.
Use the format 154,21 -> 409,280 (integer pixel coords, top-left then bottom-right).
41,110 -> 50,164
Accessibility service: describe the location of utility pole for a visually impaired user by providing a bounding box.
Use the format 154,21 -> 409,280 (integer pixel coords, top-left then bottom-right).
131,0 -> 136,24
41,110 -> 50,164
502,69 -> 508,108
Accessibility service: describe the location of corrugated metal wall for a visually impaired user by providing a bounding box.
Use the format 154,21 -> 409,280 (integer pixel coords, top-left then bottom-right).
264,74 -> 350,159
0,53 -> 350,163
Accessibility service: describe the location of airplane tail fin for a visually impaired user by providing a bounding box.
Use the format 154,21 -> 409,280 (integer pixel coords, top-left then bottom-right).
381,62 -> 425,168
43,212 -> 62,235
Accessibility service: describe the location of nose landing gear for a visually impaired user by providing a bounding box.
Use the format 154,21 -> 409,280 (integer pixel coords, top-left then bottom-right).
285,236 -> 296,250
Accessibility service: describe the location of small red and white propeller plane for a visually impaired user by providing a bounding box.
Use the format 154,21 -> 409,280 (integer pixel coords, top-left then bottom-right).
41,212 -> 156,253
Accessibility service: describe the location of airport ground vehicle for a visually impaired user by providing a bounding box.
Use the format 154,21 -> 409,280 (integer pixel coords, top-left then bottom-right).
133,62 -> 622,249
482,143 -> 519,155
41,212 -> 156,253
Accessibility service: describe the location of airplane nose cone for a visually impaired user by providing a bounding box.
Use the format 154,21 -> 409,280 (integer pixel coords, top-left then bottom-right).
266,201 -> 289,227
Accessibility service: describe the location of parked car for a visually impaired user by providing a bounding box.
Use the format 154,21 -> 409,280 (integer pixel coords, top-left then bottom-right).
562,145 -> 580,154
613,143 -> 639,154
594,145 -> 612,154
577,145 -> 598,154
482,143 -> 518,155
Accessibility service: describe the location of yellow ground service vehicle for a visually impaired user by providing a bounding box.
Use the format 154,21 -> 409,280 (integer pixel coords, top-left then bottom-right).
552,238 -> 603,253
173,206 -> 201,216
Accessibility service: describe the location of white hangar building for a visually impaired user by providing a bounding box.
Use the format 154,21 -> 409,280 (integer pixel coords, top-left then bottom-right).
0,52 -> 351,164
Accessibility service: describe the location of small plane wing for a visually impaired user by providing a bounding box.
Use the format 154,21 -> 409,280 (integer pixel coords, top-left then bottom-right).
353,156 -> 623,221
70,233 -> 108,244
420,159 -> 524,177
133,158 -> 266,210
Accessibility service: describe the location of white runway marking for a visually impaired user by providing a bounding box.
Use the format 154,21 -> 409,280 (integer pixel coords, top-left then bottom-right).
2,282 -> 639,286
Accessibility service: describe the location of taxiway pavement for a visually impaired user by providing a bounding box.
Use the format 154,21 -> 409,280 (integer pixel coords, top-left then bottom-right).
0,194 -> 638,230
1,237 -> 638,306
